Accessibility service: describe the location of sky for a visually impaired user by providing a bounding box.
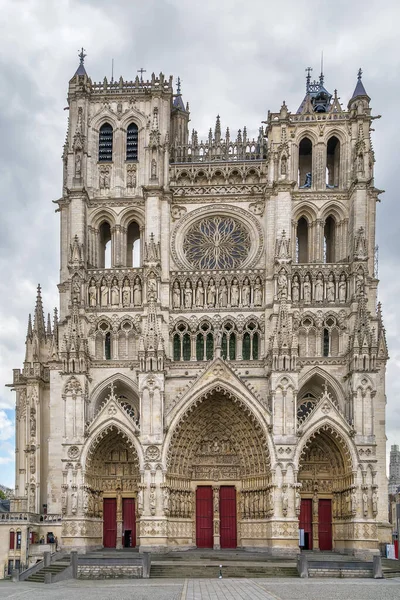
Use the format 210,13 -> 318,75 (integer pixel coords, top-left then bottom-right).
0,0 -> 399,489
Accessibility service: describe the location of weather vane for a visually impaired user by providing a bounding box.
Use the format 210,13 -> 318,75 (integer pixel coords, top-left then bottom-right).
177,76 -> 181,94
78,47 -> 86,66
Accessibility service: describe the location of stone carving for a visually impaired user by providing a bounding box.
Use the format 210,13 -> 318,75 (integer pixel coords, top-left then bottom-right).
303,273 -> 312,302
219,278 -> 228,307
99,166 -> 110,189
111,278 -> 119,306
122,278 -> 131,307
326,273 -> 335,302
68,446 -> 80,460
145,445 -> 160,461
184,280 -> 192,308
172,280 -> 181,309
231,278 -> 239,307
338,273 -> 347,302
254,277 -> 263,306
292,274 -> 300,302
277,269 -> 288,299
315,272 -> 324,302
133,276 -> 142,306
126,164 -> 136,189
100,278 -> 109,306
207,279 -> 216,307
196,280 -> 205,307
149,484 -> 156,515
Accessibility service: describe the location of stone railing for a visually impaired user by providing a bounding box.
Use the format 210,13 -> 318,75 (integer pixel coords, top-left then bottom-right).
0,512 -> 62,523
90,73 -> 173,95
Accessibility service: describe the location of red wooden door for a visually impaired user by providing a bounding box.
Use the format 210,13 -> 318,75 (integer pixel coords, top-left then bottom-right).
196,486 -> 213,548
318,499 -> 332,551
299,498 -> 313,550
103,498 -> 117,548
122,498 -> 136,548
220,486 -> 237,549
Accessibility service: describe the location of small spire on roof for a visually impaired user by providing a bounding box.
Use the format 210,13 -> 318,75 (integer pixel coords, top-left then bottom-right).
305,66 -> 313,92
74,47 -> 87,76
177,76 -> 181,95
349,67 -> 370,103
358,67 -> 363,81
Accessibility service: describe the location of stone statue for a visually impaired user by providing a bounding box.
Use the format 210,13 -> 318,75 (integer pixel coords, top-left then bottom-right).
71,492 -> 77,514
30,408 -> 36,437
356,270 -> 365,297
292,275 -> 300,302
151,158 -> 157,179
278,269 -> 288,299
281,488 -> 288,515
219,278 -> 228,307
111,277 -> 119,306
163,487 -> 170,513
315,273 -> 324,302
326,273 -> 335,302
150,486 -> 156,515
137,488 -> 144,514
295,489 -> 301,515
133,276 -> 142,306
313,491 -> 319,516
280,154 -> 287,175
231,278 -> 239,307
242,277 -> 250,306
75,153 -> 82,177
254,277 -> 263,306
88,279 -> 97,307
172,281 -> 181,309
147,274 -> 157,301
338,273 -> 347,303
127,166 -> 136,188
362,491 -> 368,517
207,279 -> 216,307
351,488 -> 357,514
196,280 -> 205,307
184,280 -> 192,308
100,278 -> 109,306
122,278 -> 131,307
303,274 -> 312,302
372,489 -> 378,515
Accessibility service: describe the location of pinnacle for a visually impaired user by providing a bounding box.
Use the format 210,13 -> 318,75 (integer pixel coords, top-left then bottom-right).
33,284 -> 46,337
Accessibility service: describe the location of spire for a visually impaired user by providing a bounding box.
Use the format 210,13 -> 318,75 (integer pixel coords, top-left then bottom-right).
46,313 -> 52,336
33,284 -> 46,338
75,47 -> 87,76
214,115 -> 221,143
350,67 -> 370,101
173,76 -> 186,111
27,314 -> 32,338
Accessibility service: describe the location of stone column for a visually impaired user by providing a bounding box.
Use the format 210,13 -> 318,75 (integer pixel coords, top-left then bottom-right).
116,488 -> 123,549
213,485 -> 221,549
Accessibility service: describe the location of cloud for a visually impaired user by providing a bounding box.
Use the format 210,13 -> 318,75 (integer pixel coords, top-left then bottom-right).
0,0 -> 399,485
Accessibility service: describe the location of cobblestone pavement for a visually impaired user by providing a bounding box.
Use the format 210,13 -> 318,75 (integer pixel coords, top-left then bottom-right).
1,578 -> 400,600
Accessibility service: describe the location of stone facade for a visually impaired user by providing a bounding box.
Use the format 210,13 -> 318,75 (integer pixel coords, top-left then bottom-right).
0,56 -> 391,576
389,445 -> 400,495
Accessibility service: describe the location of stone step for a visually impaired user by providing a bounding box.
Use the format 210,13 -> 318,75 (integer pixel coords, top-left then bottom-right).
150,564 -> 298,578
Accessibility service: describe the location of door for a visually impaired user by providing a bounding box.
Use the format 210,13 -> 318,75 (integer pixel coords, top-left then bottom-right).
196,486 -> 213,548
122,498 -> 136,548
318,499 -> 332,551
103,498 -> 117,548
220,486 -> 237,549
299,498 -> 313,550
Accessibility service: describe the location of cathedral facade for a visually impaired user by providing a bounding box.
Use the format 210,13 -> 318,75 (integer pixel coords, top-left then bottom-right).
1,55 -> 391,575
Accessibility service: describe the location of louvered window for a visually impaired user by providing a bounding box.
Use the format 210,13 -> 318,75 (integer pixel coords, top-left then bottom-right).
99,123 -> 113,162
126,123 -> 138,161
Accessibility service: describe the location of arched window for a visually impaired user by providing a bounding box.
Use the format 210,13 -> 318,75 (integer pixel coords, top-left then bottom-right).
221,322 -> 236,360
99,123 -> 113,162
322,317 -> 340,357
196,322 -> 214,361
173,323 -> 191,361
323,328 -> 330,357
243,321 -> 260,360
105,331 -> 111,360
126,123 -> 139,161
9,530 -> 15,550
99,222 -> 112,268
298,317 -> 317,356
326,136 -> 340,187
296,217 -> 309,263
298,137 -> 312,187
323,216 -> 336,263
127,221 -> 140,267
16,530 -> 22,550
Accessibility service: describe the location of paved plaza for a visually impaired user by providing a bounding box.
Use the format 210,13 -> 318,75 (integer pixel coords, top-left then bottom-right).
1,578 -> 400,600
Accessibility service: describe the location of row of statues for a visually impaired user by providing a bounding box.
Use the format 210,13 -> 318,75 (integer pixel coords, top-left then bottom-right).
240,488 -> 274,519
168,489 -> 193,518
172,277 -> 263,310
277,270 -> 355,303
88,276 -> 143,307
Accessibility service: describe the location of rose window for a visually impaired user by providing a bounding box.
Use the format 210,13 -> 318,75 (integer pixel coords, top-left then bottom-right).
183,216 -> 251,269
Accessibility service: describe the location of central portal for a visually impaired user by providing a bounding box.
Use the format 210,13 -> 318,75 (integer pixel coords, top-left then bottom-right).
195,485 -> 237,548
220,486 -> 237,548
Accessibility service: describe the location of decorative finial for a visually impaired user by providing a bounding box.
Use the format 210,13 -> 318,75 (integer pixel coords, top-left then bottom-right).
137,67 -> 146,83
319,50 -> 324,85
177,76 -> 181,95
358,67 -> 363,81
78,47 -> 86,66
305,67 -> 313,92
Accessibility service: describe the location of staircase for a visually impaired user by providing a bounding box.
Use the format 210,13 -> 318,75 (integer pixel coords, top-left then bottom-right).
150,550 -> 299,578
25,559 -> 71,583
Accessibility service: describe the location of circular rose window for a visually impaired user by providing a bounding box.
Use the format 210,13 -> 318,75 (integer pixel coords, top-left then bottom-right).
182,216 -> 251,270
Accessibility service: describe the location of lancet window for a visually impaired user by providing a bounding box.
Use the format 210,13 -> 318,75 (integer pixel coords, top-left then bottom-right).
196,322 -> 214,361
221,321 -> 237,360
242,321 -> 260,360
99,221 -> 112,268
323,216 -> 336,263
126,221 -> 141,267
326,136 -> 340,187
322,316 -> 340,357
295,217 -> 309,263
298,137 -> 312,187
126,122 -> 139,161
98,123 -> 113,162
173,322 -> 191,361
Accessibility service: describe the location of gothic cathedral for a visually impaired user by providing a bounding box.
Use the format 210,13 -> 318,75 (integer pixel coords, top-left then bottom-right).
1,55 -> 391,573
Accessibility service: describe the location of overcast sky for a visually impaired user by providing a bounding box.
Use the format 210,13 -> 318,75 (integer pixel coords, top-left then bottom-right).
0,0 -> 399,489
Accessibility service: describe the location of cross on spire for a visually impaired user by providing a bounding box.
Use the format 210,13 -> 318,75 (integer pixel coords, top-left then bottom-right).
177,76 -> 181,95
137,67 -> 146,83
358,67 -> 363,81
78,47 -> 86,66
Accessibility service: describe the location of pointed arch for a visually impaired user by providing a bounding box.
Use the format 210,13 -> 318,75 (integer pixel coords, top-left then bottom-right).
298,367 -> 345,413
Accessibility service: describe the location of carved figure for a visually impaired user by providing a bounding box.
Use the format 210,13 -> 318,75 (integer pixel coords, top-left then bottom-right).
184,280 -> 192,308
338,273 -> 347,303
295,489 -> 301,515
219,278 -> 228,307
326,273 -> 335,302
292,275 -> 300,302
100,278 -> 109,306
133,276 -> 142,306
282,489 -> 288,515
372,490 -> 378,515
299,172 -> 312,188
356,270 -> 365,297
172,281 -> 181,309
315,273 -> 324,302
163,487 -> 170,513
254,277 -> 263,306
147,274 -> 157,301
196,280 -> 205,307
280,154 -> 287,175
71,492 -> 77,514
362,491 -> 368,517
111,278 -> 119,306
278,269 -> 288,299
207,279 -> 216,307
242,277 -> 250,306
303,274 -> 312,302
75,153 -> 82,177
127,165 -> 136,188
88,279 -> 97,307
231,278 -> 239,307
122,278 -> 131,307
151,158 -> 157,179
351,488 -> 357,514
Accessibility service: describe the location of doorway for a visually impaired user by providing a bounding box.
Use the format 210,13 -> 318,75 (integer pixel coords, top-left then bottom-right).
299,498 -> 313,550
196,486 -> 213,548
219,486 -> 237,548
318,499 -> 332,550
103,498 -> 117,548
123,498 -> 136,548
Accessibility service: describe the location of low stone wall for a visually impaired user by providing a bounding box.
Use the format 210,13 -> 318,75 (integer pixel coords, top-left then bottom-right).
309,568 -> 373,578
78,565 -> 142,579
